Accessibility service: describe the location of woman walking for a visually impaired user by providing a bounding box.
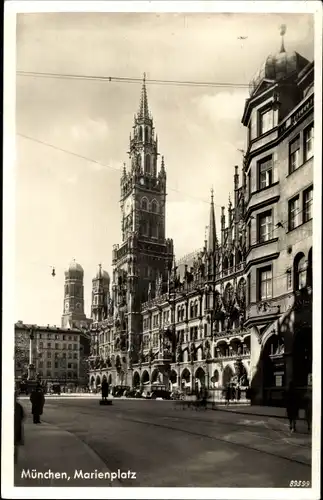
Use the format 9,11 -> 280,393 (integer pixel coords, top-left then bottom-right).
30,384 -> 45,424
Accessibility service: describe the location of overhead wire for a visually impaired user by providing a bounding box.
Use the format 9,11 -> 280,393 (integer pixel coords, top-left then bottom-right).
17,70 -> 250,89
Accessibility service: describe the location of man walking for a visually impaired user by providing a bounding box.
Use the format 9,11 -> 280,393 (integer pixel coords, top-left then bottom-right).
285,381 -> 299,433
30,384 -> 45,424
101,379 -> 109,401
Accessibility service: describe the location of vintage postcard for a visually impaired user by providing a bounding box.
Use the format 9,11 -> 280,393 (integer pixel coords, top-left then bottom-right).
2,1 -> 322,499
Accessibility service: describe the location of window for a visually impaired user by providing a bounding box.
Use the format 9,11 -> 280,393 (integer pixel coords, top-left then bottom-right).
145,154 -> 151,174
258,211 -> 272,243
289,136 -> 300,173
259,107 -> 273,135
259,267 -> 272,300
303,187 -> 313,223
47,342 -> 51,348
247,171 -> 251,198
39,342 -> 43,349
258,156 -> 273,189
288,196 -> 300,230
74,336 -> 77,341
55,343 -> 59,349
141,220 -> 148,236
63,335 -> 66,340
73,353 -> 77,359
247,221 -> 251,248
47,352 -> 51,358
54,362 -> 58,368
304,123 -> 314,161
141,198 -> 148,211
294,255 -> 307,290
152,200 -> 158,213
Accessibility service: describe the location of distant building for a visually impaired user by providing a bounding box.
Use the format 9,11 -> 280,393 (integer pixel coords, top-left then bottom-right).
241,35 -> 313,403
14,322 -> 91,388
61,260 -> 92,330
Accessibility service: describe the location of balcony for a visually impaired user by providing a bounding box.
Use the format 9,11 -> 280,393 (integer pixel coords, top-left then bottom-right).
246,292 -> 294,323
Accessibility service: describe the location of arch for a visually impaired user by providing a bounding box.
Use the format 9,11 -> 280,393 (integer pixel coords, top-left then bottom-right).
294,252 -> 307,290
183,349 -> 188,363
307,247 -> 312,287
133,371 -> 140,388
102,374 -> 107,383
141,197 -> 148,211
139,127 -> 143,141
151,199 -> 158,213
95,374 -> 101,386
212,370 -> 220,383
229,253 -> 234,268
145,154 -> 151,174
151,369 -> 159,384
141,370 -> 150,384
90,375 -> 95,387
194,300 -> 199,318
181,368 -> 191,383
222,365 -> 234,387
144,126 -> 149,143
195,367 -> 206,387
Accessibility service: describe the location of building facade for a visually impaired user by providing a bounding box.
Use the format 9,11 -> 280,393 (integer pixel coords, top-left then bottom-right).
88,78 -> 250,393
88,37 -> 313,404
15,321 -> 91,388
242,38 -> 313,404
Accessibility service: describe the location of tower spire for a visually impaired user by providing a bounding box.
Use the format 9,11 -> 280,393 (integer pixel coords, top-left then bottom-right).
207,187 -> 217,253
279,24 -> 286,53
138,73 -> 149,120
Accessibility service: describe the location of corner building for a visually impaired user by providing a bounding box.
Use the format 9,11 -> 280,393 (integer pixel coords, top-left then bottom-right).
241,38 -> 313,404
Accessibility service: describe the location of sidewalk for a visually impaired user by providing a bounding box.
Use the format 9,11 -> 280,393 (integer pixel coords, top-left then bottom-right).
214,403 -> 307,420
15,415 -> 119,487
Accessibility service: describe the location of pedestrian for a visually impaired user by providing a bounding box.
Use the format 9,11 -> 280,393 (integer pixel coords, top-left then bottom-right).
101,379 -> 109,401
225,384 -> 231,406
14,391 -> 25,463
30,384 -> 45,424
285,381 -> 299,433
236,385 -> 241,402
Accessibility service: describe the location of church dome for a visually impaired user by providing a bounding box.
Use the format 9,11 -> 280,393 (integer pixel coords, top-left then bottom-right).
249,31 -> 310,95
93,265 -> 110,283
67,260 -> 84,275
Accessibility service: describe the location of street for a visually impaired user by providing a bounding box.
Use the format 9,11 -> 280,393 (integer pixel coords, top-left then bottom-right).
18,398 -> 312,488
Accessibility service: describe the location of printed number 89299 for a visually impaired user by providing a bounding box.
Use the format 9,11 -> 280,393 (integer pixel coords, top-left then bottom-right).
290,480 -> 310,487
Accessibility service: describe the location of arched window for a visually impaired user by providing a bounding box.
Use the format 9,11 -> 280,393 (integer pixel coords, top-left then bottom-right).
229,253 -> 234,268
145,127 -> 149,143
138,127 -> 143,141
141,197 -> 148,211
151,199 -> 158,213
223,256 -> 229,271
236,249 -> 243,265
177,307 -> 181,322
194,301 -> 199,318
145,154 -> 151,174
294,253 -> 307,290
190,302 -> 194,318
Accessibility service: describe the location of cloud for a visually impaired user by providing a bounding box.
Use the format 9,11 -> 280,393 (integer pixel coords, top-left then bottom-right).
194,89 -> 249,124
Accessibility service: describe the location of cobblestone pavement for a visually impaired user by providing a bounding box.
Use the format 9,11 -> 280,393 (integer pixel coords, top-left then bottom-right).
19,398 -> 312,488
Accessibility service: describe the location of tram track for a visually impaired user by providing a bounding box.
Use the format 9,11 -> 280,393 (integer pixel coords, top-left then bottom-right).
41,401 -> 311,468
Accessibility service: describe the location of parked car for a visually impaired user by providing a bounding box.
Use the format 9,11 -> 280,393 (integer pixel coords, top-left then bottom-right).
150,385 -> 171,400
112,385 -> 130,397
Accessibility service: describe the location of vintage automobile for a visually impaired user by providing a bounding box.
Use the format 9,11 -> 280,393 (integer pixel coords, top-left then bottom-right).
112,385 -> 130,397
150,384 -> 171,400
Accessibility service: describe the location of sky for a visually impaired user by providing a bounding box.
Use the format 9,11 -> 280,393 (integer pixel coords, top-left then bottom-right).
14,11 -> 314,326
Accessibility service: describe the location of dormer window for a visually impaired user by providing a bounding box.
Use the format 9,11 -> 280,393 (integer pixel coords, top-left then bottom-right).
259,106 -> 273,135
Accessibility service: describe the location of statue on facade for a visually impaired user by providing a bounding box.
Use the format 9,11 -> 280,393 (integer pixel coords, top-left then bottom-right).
176,343 -> 182,363
148,348 -> 154,364
237,345 -> 242,356
204,340 -> 211,360
147,282 -> 152,302
189,342 -> 196,363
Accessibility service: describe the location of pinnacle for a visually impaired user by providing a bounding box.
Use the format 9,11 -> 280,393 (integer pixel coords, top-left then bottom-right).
138,73 -> 150,120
